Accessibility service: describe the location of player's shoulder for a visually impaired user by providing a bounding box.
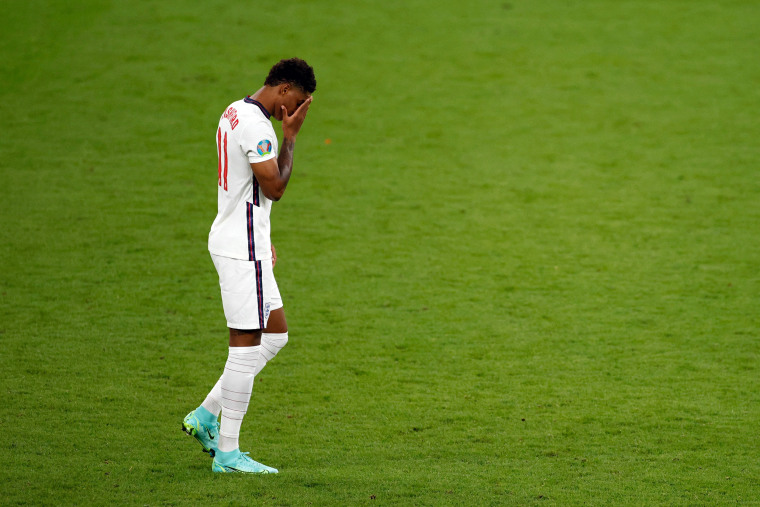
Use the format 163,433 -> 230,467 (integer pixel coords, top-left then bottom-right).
221,98 -> 271,137
240,107 -> 274,135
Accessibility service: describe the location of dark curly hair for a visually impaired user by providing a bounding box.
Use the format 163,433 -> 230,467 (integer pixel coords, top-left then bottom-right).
264,58 -> 316,94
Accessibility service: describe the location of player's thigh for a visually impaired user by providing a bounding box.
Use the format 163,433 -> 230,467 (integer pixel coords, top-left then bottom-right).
212,254 -> 268,331
260,260 -> 286,333
264,307 -> 287,334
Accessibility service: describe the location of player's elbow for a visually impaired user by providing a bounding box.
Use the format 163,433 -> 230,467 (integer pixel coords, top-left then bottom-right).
263,186 -> 285,201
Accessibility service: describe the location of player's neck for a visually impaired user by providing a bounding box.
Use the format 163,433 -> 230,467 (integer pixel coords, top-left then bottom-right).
250,87 -> 275,117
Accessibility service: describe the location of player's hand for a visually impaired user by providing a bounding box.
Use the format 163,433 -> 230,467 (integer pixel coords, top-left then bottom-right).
271,244 -> 277,268
281,96 -> 313,139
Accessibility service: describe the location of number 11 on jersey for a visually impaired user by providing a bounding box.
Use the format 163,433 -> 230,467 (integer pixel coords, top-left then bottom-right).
217,128 -> 228,191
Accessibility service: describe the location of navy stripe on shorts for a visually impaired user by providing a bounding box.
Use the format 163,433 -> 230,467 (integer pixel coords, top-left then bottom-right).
246,202 -> 255,261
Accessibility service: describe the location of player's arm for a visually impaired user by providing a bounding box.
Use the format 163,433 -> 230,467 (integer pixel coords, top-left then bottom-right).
249,142 -> 294,202
250,97 -> 313,201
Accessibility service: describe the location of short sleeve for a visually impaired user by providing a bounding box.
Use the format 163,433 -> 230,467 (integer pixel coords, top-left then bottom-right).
239,120 -> 277,164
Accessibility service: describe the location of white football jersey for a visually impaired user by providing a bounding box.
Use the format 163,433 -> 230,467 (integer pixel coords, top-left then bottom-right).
208,97 -> 279,261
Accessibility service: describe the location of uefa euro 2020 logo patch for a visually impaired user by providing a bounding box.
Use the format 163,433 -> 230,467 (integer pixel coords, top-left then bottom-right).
257,139 -> 272,156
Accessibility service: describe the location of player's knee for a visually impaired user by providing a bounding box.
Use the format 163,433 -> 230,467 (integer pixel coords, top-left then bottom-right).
261,332 -> 288,361
269,332 -> 288,350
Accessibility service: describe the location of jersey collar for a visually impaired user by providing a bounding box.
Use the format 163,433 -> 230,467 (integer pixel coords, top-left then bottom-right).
244,96 -> 271,119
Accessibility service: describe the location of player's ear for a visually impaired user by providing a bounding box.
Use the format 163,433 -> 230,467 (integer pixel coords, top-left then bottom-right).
280,83 -> 290,95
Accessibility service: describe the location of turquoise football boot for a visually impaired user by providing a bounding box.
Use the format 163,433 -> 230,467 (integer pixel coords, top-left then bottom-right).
212,449 -> 279,474
182,409 -> 219,457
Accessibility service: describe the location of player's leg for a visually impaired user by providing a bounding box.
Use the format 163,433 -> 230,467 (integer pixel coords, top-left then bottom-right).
256,264 -> 288,375
210,257 -> 278,473
212,327 -> 276,473
257,308 -> 288,376
184,346 -> 259,458
264,307 -> 287,334
212,268 -> 284,473
216,328 -> 260,451
185,255 -> 274,473
201,377 -> 222,417
195,323 -> 266,422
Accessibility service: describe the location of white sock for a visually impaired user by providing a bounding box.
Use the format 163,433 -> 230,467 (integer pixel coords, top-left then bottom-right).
256,332 -> 289,376
201,376 -> 223,418
202,334 -> 287,420
218,345 -> 259,452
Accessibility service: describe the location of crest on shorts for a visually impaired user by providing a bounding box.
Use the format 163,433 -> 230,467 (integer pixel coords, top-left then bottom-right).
257,139 -> 272,156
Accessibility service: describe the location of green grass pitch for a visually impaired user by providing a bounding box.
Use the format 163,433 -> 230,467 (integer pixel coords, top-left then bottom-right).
1,0 -> 759,504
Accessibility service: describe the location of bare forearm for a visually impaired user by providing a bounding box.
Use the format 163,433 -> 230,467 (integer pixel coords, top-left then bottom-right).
277,136 -> 296,184
264,137 -> 295,201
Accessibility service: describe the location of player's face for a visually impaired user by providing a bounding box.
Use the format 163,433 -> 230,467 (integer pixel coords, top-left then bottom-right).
275,84 -> 310,121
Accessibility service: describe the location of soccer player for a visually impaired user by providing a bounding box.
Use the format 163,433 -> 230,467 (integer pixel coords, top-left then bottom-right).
182,58 -> 316,474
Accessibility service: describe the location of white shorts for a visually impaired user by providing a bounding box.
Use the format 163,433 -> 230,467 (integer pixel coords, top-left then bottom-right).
211,253 -> 283,330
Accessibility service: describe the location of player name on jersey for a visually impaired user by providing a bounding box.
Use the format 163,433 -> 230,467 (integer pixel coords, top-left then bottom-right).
222,106 -> 239,130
